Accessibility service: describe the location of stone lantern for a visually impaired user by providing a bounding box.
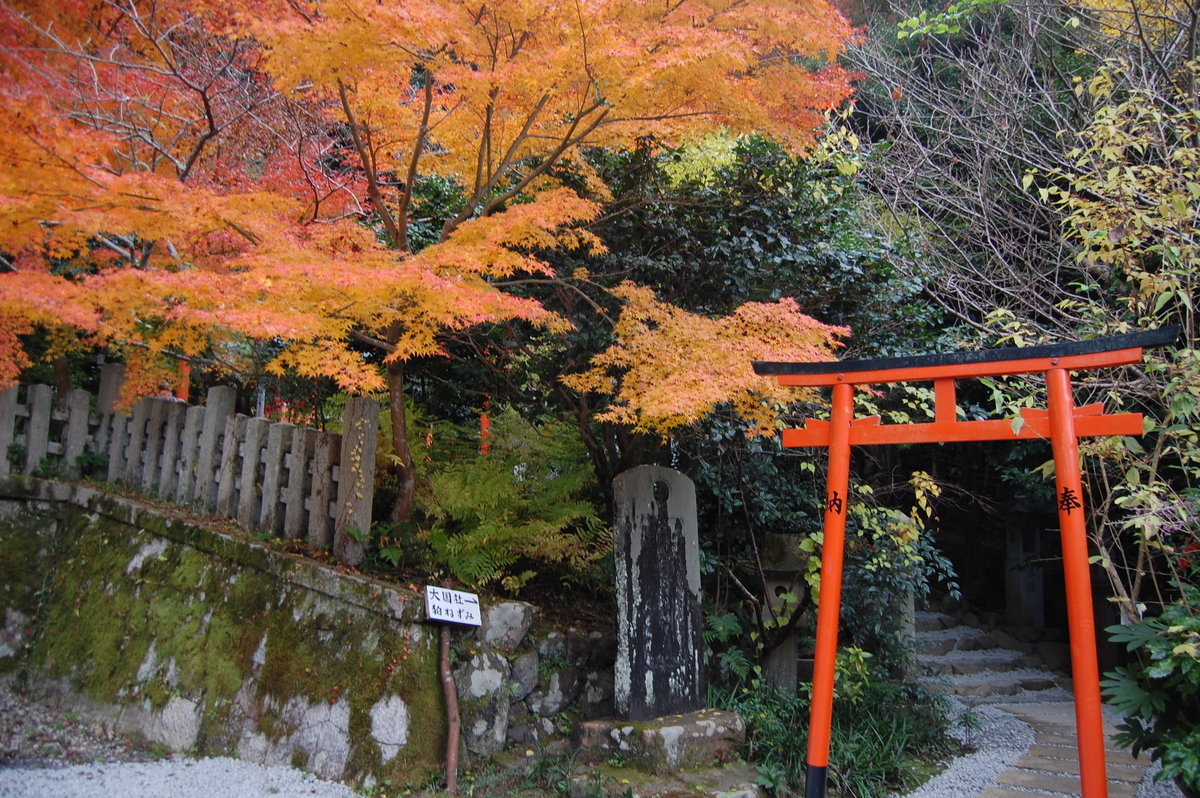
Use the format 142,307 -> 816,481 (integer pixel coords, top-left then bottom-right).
759,533 -> 810,693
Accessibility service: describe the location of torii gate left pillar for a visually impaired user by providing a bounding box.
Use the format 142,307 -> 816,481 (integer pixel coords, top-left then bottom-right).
753,327 -> 1178,798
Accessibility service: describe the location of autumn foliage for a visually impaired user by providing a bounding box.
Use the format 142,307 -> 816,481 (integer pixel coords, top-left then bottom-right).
564,283 -> 847,436
0,0 -> 854,517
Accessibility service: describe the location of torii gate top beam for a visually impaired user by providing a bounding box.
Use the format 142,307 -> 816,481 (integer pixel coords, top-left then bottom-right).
751,326 -> 1180,448
753,326 -> 1180,387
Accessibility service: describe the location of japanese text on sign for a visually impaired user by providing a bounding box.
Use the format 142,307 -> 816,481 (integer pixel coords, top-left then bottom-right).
424,586 -> 482,626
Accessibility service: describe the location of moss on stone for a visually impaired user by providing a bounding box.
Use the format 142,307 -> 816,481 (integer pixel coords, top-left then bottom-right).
0,509 -> 57,674
0,481 -> 448,787
35,520 -> 150,701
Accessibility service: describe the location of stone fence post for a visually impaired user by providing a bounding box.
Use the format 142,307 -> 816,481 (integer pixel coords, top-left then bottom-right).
0,373 -> 380,559
334,396 -> 379,567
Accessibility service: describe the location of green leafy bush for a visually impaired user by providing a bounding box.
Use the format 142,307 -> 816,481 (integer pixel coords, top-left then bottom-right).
1103,585 -> 1200,797
705,611 -> 754,682
31,456 -> 59,479
418,408 -> 609,592
74,449 -> 108,474
714,674 -> 955,798
839,474 -> 959,673
6,443 -> 25,470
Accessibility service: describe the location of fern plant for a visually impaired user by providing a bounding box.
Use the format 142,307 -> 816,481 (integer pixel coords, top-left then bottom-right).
418,408 -> 608,592
704,611 -> 753,682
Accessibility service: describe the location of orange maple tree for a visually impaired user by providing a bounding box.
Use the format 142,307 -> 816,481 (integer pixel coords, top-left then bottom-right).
0,0 -> 855,520
563,283 -> 847,437
0,0 -> 361,390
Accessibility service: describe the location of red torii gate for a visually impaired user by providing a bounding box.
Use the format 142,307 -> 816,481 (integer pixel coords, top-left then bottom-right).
753,326 -> 1179,798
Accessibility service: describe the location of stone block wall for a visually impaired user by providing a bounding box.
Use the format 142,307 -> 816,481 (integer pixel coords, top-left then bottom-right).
0,476 -> 622,788
0,477 -> 441,791
453,602 -> 619,757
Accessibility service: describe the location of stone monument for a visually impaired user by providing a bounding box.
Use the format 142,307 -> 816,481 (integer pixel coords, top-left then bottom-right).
612,465 -> 704,720
574,466 -> 745,777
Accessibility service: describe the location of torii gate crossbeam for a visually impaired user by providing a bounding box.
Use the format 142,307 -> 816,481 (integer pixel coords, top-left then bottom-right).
753,326 -> 1179,798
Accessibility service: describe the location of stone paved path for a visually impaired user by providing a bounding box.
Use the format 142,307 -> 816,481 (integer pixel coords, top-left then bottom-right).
978,702 -> 1152,798
909,612 -> 1181,798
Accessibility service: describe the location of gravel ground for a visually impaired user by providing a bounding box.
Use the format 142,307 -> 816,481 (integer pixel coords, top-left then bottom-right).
0,679 -> 158,769
1,674 -> 1186,798
895,696 -> 1185,798
0,759 -> 365,798
899,699 -> 1036,798
0,679 -> 363,798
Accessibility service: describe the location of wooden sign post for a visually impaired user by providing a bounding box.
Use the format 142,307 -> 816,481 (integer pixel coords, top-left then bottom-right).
425,585 -> 482,794
753,326 -> 1178,798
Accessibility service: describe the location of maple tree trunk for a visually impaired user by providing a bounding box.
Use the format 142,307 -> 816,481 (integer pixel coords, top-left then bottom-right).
560,386 -> 667,503
386,356 -> 417,523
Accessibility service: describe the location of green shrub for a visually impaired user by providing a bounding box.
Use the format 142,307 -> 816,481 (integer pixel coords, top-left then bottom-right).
6,443 -> 25,470
1103,584 -> 1200,797
74,449 -> 108,474
713,673 -> 955,798
840,474 -> 959,673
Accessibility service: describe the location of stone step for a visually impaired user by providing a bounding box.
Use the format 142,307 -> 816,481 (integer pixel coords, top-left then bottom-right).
917,637 -> 958,656
917,636 -> 1066,671
1033,731 -> 1139,754
923,672 -> 1061,700
1027,744 -> 1150,767
915,631 -> 1002,654
915,611 -> 958,633
951,631 -> 999,652
567,760 -> 763,798
994,768 -> 1139,798
978,788 -> 1061,798
918,648 -> 1032,676
915,625 -> 1007,654
1012,754 -> 1145,782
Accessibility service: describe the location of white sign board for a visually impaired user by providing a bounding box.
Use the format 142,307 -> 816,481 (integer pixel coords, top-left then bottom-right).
424,586 -> 482,626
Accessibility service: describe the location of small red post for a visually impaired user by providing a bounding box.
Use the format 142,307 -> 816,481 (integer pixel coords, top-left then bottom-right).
1046,367 -> 1109,798
480,412 -> 491,455
175,361 -> 191,402
806,381 -> 854,798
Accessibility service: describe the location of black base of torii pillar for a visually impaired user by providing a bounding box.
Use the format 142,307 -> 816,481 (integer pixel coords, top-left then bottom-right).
753,326 -> 1179,798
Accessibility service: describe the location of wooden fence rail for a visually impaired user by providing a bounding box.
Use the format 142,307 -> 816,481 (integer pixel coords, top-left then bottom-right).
0,364 -> 378,565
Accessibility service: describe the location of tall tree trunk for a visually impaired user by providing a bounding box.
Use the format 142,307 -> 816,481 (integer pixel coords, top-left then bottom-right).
387,356 -> 417,522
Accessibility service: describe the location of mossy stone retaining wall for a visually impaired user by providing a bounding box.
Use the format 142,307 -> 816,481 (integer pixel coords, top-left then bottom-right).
0,477 -> 444,791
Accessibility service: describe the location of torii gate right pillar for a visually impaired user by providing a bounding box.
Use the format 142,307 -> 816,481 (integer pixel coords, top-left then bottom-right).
1047,368 -> 1108,798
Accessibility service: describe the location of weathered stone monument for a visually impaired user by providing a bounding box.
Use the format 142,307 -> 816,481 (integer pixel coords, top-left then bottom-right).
612,465 -> 704,720
574,466 -> 745,777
